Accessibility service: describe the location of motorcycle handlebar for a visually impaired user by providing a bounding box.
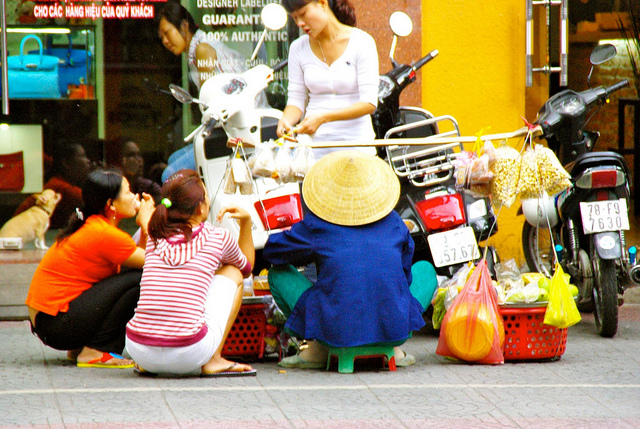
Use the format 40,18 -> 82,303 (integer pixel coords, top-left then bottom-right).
411,49 -> 439,71
605,79 -> 629,97
272,59 -> 288,73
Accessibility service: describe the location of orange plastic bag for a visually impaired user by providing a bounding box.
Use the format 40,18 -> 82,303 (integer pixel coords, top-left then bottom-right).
436,259 -> 505,364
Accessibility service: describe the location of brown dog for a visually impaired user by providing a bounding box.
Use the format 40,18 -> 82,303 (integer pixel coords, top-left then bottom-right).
0,189 -> 62,250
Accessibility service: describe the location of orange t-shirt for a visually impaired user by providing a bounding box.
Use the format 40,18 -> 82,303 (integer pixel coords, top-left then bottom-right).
26,215 -> 138,316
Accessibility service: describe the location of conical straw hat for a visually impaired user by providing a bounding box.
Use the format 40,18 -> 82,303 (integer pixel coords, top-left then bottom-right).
302,150 -> 400,226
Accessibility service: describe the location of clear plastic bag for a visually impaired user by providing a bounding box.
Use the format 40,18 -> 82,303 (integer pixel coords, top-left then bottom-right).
517,146 -> 541,200
436,259 -> 505,364
274,142 -> 294,183
252,142 -> 277,178
490,143 -> 521,208
535,145 -> 571,196
291,144 -> 315,181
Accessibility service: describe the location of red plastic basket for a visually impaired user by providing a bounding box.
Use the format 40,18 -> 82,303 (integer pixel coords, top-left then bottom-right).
500,306 -> 568,361
221,303 -> 267,360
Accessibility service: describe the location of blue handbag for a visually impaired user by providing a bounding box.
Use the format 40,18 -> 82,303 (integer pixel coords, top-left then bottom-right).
7,35 -> 61,99
36,35 -> 91,95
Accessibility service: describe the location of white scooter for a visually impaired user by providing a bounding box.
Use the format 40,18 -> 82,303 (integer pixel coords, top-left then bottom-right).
169,4 -> 302,267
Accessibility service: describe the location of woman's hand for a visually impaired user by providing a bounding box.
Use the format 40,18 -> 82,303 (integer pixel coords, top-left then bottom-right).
216,204 -> 251,226
296,113 -> 326,135
277,118 -> 294,138
136,193 -> 155,230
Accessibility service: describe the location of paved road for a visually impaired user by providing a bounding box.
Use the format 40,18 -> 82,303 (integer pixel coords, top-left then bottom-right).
1,305 -> 640,429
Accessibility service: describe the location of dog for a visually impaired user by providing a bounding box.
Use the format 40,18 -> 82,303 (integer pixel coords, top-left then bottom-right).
0,189 -> 62,250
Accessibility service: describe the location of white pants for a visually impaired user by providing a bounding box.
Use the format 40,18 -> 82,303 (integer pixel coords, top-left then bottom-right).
126,275 -> 238,375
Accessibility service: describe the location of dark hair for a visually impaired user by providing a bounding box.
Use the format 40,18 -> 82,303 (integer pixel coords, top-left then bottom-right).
282,0 -> 356,27
57,169 -> 124,242
158,1 -> 198,35
47,141 -> 84,178
148,169 -> 206,244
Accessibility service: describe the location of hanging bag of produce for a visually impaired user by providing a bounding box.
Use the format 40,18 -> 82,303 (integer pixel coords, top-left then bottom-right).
436,259 -> 505,364
543,263 -> 581,328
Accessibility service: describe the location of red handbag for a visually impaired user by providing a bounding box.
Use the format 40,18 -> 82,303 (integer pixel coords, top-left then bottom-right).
0,151 -> 25,191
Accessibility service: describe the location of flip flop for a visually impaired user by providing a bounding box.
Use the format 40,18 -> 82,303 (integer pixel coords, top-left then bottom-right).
201,362 -> 257,378
77,352 -> 135,369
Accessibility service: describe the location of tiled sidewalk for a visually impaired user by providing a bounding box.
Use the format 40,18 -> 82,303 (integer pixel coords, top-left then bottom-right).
2,307 -> 640,428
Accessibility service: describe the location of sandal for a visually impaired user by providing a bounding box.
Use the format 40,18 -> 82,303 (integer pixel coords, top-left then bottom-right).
201,362 -> 257,378
76,352 -> 134,369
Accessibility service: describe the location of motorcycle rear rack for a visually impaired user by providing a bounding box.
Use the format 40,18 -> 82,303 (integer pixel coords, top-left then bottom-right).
384,114 -> 463,187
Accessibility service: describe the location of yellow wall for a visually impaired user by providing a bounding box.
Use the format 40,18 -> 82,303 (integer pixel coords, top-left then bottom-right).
421,0 -> 529,265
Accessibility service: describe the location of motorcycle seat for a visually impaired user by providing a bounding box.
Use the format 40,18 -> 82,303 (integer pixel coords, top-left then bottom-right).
570,151 -> 630,178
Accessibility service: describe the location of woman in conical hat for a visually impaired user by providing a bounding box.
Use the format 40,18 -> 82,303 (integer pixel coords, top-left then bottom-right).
263,151 -> 438,369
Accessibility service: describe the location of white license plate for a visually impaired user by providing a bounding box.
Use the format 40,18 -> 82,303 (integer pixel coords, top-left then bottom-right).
580,199 -> 630,234
427,226 -> 480,268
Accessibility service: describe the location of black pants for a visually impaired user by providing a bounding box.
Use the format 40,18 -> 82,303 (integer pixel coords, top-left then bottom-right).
32,270 -> 141,354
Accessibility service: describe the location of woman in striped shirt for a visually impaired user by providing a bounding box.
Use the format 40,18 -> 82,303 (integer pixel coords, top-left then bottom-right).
126,169 -> 257,377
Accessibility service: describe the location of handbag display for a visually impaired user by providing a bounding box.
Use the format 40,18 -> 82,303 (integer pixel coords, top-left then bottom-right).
0,151 -> 25,191
7,35 -> 61,99
36,35 -> 92,96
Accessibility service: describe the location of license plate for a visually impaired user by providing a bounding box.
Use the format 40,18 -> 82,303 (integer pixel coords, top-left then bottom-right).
427,226 -> 480,268
580,199 -> 630,234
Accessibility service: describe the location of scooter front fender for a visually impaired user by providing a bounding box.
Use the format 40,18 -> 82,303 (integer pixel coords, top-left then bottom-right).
593,231 -> 623,260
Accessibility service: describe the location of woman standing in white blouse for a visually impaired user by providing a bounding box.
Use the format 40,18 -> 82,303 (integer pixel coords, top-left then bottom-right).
277,0 -> 379,158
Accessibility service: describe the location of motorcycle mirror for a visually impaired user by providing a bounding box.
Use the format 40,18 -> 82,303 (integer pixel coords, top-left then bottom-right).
388,12 -> 412,63
590,43 -> 617,65
389,11 -> 413,37
586,43 -> 617,87
169,84 -> 205,107
262,3 -> 287,31
251,4 -> 288,62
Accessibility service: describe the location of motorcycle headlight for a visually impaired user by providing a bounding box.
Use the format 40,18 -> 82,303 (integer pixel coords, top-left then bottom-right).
467,199 -> 488,220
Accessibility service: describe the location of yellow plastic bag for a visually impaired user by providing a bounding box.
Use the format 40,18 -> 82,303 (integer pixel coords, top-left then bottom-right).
543,263 -> 581,328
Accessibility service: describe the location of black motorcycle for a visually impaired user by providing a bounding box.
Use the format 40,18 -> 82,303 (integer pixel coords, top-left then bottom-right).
520,43 -> 640,338
372,11 -> 498,278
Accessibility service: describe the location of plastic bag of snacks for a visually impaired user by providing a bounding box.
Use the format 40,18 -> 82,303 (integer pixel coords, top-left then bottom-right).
489,143 -> 521,208
436,259 -> 504,364
454,140 -> 495,197
274,142 -> 294,183
251,142 -> 277,178
291,143 -> 315,182
535,145 -> 571,196
517,146 -> 542,199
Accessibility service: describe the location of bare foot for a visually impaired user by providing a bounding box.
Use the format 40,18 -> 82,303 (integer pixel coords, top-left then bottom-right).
76,347 -> 134,366
201,357 -> 253,375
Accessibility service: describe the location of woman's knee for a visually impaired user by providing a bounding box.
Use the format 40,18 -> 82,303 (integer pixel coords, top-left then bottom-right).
215,265 -> 243,285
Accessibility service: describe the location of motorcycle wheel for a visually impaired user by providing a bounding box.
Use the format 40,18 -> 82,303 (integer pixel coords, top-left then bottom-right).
592,251 -> 618,338
522,222 -> 554,275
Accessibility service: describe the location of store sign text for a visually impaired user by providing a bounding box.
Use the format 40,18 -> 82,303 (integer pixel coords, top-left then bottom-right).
33,1 -> 159,19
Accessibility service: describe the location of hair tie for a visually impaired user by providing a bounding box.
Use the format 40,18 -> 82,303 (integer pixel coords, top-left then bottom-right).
161,198 -> 172,208
75,208 -> 84,221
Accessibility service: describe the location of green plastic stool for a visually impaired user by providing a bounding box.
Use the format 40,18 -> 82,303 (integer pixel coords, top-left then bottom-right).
326,345 -> 397,374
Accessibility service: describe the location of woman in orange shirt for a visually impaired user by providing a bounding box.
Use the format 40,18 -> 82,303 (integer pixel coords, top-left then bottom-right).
26,169 -> 155,368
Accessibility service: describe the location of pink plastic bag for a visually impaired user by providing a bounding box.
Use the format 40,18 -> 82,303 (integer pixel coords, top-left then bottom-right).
436,259 -> 504,364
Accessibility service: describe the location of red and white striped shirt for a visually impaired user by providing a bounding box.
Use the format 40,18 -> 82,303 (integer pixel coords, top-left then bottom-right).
126,223 -> 250,347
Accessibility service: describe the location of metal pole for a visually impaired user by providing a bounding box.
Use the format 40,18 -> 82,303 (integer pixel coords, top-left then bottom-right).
560,0 -> 568,86
526,0 -> 533,87
0,0 -> 8,114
